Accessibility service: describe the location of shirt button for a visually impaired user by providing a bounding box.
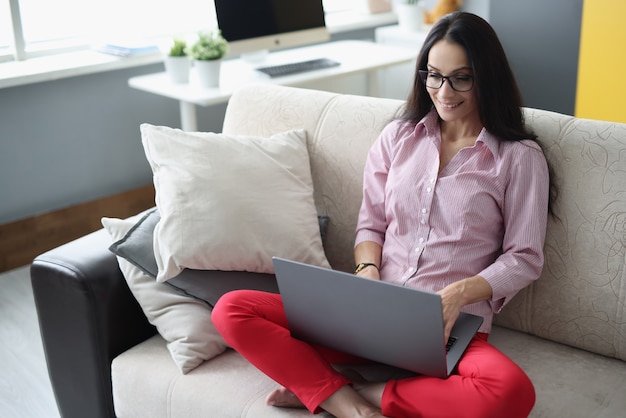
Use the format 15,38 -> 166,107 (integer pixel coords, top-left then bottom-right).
418,237 -> 424,243
426,187 -> 432,193
414,247 -> 420,253
421,208 -> 427,214
420,219 -> 426,224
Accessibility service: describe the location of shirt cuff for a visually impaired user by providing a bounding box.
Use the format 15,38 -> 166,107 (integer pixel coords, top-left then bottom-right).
354,229 -> 385,248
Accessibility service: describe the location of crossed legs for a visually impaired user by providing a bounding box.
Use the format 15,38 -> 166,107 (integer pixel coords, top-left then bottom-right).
212,289 -> 383,416
266,372 -> 387,416
212,290 -> 535,418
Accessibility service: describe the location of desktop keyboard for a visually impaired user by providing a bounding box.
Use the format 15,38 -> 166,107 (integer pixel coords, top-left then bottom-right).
256,58 -> 341,78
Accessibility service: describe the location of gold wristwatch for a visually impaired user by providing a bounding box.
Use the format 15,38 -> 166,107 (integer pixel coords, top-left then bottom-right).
354,262 -> 379,274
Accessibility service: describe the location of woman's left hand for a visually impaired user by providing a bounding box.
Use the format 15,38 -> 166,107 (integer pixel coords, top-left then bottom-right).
436,276 -> 493,343
436,282 -> 466,343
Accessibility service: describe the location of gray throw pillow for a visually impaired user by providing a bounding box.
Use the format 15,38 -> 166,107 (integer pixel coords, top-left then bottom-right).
108,208 -> 330,307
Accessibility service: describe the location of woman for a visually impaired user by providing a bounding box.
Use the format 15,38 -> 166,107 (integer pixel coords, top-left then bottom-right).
213,12 -> 550,418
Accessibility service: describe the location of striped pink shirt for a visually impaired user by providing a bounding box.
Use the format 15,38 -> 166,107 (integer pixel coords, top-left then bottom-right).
355,111 -> 550,333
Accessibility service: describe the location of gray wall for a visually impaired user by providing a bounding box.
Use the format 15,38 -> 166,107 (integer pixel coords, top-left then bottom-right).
489,0 -> 583,114
0,64 -> 227,224
0,2 -> 584,224
0,30 -> 373,225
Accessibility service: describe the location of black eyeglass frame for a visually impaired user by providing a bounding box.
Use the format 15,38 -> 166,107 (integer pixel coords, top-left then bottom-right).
418,70 -> 475,92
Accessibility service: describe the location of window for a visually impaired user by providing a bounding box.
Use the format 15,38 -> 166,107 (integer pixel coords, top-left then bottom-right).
2,0 -> 361,62
4,0 -> 217,60
18,0 -> 93,53
0,1 -> 12,60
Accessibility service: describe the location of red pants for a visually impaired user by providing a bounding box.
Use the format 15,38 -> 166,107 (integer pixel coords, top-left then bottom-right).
212,290 -> 535,418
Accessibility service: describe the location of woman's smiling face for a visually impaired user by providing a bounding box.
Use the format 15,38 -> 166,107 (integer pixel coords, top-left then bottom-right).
426,40 -> 479,125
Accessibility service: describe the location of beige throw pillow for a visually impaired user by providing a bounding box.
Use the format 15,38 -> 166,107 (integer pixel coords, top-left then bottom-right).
102,213 -> 227,374
140,124 -> 330,282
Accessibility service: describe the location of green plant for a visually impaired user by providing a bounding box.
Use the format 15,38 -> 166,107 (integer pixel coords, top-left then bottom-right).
168,39 -> 187,57
190,30 -> 228,61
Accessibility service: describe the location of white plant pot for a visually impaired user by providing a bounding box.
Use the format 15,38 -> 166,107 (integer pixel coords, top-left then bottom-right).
194,59 -> 222,88
164,56 -> 191,84
396,3 -> 424,32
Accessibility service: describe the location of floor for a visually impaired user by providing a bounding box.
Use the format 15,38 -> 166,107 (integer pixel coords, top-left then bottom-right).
0,265 -> 60,418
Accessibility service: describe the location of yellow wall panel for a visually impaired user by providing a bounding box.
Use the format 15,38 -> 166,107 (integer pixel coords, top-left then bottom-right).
575,0 -> 626,123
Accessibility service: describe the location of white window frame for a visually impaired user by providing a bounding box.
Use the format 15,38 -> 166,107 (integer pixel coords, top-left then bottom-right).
2,0 -> 379,62
0,0 -> 397,88
2,0 -> 24,62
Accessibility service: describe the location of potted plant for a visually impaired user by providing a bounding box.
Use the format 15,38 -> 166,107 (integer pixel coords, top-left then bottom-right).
164,38 -> 191,84
395,0 -> 426,32
190,30 -> 229,88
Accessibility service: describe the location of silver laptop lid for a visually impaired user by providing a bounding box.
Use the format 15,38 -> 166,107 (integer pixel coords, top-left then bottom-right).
273,257 -> 483,378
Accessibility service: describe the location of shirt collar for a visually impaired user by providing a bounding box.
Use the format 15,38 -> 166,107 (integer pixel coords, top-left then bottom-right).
476,129 -> 500,159
418,110 -> 500,160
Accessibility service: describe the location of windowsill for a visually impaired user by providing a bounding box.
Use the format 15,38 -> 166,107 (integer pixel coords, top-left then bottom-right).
0,50 -> 166,90
0,11 -> 398,90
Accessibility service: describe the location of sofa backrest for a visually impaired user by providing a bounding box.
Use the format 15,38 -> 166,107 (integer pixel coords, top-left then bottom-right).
496,108 -> 626,362
223,84 -> 406,274
223,84 -> 626,362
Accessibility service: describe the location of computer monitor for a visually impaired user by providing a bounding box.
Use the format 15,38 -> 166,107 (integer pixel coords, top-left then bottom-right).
214,0 -> 330,61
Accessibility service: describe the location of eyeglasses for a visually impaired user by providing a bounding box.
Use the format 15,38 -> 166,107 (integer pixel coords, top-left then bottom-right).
418,70 -> 474,92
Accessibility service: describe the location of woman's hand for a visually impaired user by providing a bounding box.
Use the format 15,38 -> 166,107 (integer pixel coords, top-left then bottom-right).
436,276 -> 493,343
437,282 -> 466,343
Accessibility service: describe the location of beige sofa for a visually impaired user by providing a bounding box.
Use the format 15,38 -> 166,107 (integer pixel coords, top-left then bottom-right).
33,84 -> 626,417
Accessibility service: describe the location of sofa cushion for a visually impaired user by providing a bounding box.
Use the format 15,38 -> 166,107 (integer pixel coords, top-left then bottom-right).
489,326 -> 626,417
111,328 -> 626,418
112,335 -> 331,418
112,335 -> 411,418
140,124 -> 330,282
102,211 -> 227,374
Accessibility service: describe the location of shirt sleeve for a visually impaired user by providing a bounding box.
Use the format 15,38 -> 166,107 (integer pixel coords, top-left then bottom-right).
479,142 -> 550,312
354,122 -> 402,248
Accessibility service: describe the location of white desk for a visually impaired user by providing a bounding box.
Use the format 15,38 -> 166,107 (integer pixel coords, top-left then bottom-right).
128,40 -> 416,131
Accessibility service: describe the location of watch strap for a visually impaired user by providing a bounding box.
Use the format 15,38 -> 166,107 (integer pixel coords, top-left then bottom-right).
354,262 -> 379,274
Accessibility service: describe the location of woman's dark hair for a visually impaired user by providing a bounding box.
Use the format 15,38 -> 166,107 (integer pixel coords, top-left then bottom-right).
403,12 -> 534,142
403,11 -> 558,214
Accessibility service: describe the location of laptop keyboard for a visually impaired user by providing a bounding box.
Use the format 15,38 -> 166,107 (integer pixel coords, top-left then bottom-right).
256,58 -> 341,78
445,336 -> 458,352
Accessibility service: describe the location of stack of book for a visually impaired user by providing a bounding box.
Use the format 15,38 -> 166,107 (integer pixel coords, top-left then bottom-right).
93,40 -> 159,57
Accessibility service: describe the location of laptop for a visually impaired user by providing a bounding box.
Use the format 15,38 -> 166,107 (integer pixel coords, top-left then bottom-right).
272,257 -> 483,379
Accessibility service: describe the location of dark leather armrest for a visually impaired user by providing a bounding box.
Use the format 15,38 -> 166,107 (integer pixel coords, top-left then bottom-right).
31,228 -> 156,418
